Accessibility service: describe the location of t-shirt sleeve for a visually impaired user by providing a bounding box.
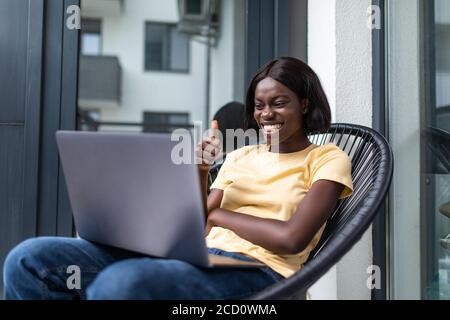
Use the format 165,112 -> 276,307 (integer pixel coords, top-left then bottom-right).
309,145 -> 354,199
210,152 -> 234,190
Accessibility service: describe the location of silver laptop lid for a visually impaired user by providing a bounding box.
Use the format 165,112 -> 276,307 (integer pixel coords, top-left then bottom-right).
56,131 -> 209,266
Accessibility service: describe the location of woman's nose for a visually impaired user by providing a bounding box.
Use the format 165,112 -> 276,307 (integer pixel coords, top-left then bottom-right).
259,105 -> 274,118
261,109 -> 274,119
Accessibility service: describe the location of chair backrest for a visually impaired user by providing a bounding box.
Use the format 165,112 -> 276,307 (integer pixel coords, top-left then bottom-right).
306,123 -> 391,260
249,123 -> 393,299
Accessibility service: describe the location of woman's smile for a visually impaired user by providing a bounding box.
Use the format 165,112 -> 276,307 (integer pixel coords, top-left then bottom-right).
261,122 -> 284,135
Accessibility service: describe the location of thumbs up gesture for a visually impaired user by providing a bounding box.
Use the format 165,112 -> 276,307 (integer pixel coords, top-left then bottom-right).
196,120 -> 222,171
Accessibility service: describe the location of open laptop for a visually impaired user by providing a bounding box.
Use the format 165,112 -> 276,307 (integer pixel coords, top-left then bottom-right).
56,131 -> 264,268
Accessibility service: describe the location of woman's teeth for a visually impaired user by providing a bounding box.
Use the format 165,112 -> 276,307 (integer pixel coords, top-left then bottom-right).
263,124 -> 282,132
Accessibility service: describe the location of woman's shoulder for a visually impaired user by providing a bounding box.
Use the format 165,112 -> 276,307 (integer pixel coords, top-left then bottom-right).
307,142 -> 351,163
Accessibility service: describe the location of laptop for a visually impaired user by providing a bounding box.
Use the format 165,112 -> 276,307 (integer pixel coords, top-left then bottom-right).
56,131 -> 264,268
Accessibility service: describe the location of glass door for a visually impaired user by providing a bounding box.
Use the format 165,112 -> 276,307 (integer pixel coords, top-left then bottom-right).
386,0 -> 450,300
421,0 -> 450,300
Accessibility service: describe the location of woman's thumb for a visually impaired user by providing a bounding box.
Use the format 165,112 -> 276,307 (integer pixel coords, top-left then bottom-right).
210,120 -> 219,139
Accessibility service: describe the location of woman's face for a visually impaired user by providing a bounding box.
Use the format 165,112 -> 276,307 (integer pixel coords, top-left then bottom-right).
253,77 -> 308,150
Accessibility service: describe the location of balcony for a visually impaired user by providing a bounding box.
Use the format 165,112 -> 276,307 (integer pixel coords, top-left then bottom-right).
81,0 -> 123,18
78,55 -> 121,109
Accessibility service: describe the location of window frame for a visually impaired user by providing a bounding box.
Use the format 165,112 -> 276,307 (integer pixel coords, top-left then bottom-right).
371,0 -> 388,301
80,18 -> 102,56
143,21 -> 191,74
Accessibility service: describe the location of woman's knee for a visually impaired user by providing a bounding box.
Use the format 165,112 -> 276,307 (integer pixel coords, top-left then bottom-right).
6,237 -> 49,266
86,258 -> 198,300
4,237 -> 89,279
3,237 -> 59,286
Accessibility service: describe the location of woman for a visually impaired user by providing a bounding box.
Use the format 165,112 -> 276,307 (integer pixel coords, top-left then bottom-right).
3,57 -> 353,300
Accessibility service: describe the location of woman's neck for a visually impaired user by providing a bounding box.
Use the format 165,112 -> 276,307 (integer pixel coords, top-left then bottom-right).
269,136 -> 311,154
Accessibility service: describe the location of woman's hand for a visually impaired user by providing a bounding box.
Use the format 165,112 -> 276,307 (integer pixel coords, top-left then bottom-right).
196,120 -> 221,172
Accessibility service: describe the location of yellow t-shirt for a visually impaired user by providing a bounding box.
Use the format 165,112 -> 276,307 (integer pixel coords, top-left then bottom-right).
206,143 -> 353,278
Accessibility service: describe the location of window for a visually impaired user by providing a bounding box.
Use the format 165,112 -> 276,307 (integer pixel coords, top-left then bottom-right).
143,111 -> 190,133
81,19 -> 101,56
144,22 -> 190,72
183,0 -> 203,16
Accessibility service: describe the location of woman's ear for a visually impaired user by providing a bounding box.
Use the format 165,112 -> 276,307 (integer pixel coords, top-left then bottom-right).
302,99 -> 310,114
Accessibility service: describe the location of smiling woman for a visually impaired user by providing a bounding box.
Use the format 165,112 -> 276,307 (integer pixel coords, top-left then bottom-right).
201,57 -> 353,279
4,57 -> 353,300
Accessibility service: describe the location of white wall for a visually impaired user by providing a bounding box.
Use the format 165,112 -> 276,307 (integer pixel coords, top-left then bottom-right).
307,0 -> 373,300
308,0 -> 336,122
335,0 -> 373,300
307,0 -> 338,300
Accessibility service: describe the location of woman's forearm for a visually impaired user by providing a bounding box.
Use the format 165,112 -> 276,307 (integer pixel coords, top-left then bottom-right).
207,208 -> 300,254
198,167 -> 210,219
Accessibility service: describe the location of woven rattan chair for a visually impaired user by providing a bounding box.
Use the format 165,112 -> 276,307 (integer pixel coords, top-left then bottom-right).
208,123 -> 394,299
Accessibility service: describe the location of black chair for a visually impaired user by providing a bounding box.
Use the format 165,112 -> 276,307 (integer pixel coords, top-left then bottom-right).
208,123 -> 394,299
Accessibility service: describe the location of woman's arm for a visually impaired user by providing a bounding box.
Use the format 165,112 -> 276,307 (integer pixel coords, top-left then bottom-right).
207,188 -> 223,213
206,179 -> 344,254
198,167 -> 210,216
196,120 -> 222,219
198,167 -> 223,219
198,168 -> 224,220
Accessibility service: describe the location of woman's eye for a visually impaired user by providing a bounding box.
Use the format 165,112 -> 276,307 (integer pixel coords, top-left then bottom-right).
255,103 -> 263,110
274,101 -> 286,107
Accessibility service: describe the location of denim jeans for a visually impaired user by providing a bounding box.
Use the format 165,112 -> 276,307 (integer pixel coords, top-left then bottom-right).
3,237 -> 283,300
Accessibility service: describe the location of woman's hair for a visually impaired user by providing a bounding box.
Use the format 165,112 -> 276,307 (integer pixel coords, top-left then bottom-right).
213,102 -> 259,151
244,57 -> 331,134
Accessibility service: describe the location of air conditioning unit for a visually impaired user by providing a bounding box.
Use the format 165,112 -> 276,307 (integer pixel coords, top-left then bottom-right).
177,0 -> 221,38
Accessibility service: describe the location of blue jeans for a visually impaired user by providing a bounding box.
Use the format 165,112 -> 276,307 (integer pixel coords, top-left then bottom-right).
3,237 -> 283,300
